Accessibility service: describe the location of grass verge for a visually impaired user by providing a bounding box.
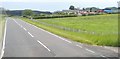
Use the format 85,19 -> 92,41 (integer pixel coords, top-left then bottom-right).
20,14 -> 118,47
0,15 -> 5,42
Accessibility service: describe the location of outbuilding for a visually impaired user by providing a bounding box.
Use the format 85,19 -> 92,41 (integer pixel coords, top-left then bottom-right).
103,9 -> 113,13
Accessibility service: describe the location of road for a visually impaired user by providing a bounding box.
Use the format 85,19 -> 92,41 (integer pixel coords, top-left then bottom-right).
2,17 -> 118,58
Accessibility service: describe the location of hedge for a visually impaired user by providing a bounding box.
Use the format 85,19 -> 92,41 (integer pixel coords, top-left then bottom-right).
32,15 -> 77,19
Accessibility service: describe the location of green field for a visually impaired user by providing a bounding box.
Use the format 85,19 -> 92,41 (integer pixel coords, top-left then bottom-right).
21,14 -> 118,46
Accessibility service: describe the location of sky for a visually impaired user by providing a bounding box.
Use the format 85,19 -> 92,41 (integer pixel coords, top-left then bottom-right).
0,0 -> 120,12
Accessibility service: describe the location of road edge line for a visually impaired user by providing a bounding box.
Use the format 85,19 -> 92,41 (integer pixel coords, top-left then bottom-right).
0,19 -> 7,59
85,48 -> 95,54
76,45 -> 83,48
20,20 -> 72,43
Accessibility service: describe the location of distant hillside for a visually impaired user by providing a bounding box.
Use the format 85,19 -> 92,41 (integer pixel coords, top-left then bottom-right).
6,10 -> 52,16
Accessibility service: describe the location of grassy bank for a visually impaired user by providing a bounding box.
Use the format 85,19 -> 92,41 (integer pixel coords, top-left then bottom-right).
0,15 -> 5,42
20,14 -> 118,46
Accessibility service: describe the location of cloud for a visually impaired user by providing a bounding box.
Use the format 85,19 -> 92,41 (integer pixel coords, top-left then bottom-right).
1,0 -> 118,11
0,0 -> 119,2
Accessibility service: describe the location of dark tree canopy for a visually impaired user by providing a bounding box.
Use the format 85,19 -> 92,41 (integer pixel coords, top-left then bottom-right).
90,8 -> 92,12
83,8 -> 85,10
118,7 -> 120,9
22,9 -> 33,16
69,5 -> 75,10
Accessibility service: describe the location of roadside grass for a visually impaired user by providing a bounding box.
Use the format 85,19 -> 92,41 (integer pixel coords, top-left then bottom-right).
20,14 -> 118,46
0,15 -> 5,42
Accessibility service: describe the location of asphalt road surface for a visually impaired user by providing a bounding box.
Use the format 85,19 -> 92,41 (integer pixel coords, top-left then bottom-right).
2,17 -> 118,58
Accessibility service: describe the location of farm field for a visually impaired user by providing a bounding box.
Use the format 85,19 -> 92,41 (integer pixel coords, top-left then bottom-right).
21,14 -> 118,46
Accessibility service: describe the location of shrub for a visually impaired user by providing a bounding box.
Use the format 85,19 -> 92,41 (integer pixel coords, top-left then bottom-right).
33,15 -> 77,19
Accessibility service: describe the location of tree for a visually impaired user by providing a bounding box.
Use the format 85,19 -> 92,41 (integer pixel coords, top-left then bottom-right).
90,8 -> 92,12
83,8 -> 85,11
69,5 -> 75,10
22,9 -> 33,16
86,7 -> 99,12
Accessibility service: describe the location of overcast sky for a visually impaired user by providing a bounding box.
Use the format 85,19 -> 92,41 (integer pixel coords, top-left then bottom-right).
0,0 -> 120,12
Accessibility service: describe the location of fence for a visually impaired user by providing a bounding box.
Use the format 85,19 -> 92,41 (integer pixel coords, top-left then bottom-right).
32,19 -> 118,35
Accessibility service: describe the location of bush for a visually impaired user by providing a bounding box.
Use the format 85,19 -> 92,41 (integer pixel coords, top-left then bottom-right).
33,15 -> 77,19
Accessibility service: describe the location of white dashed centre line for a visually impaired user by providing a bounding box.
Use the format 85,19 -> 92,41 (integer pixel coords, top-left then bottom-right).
19,20 -> 72,44
37,40 -> 51,52
23,27 -> 27,31
85,48 -> 95,53
13,20 -> 20,26
28,32 -> 34,37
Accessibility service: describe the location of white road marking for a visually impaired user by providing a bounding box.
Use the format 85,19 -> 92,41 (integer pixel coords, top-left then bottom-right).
100,55 -> 106,57
14,20 -> 19,25
28,32 -> 34,37
23,27 -> 27,31
32,24 -> 72,43
103,46 -> 118,53
85,48 -> 95,53
19,20 -> 72,43
53,34 -> 72,43
37,40 -> 51,51
41,27 -> 72,43
13,19 -> 17,23
76,45 -> 82,48
0,19 -> 7,58
13,19 -> 21,26
14,19 -> 28,32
